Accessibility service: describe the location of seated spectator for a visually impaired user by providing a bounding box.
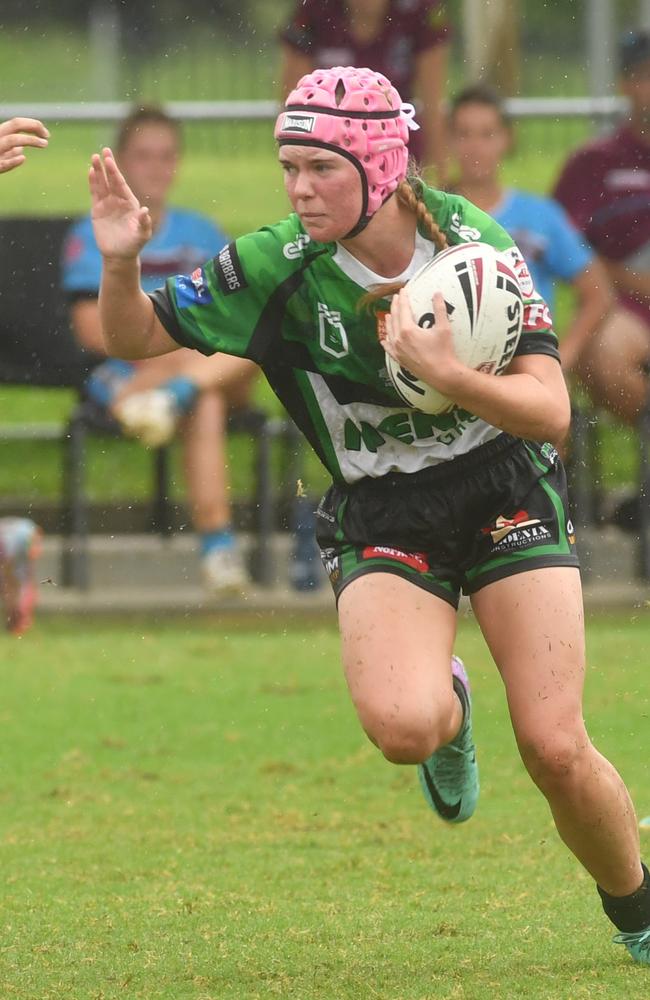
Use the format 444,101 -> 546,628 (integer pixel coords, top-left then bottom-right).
553,30 -> 650,425
279,0 -> 451,181
62,105 -> 258,595
447,84 -> 612,377
0,115 -> 49,634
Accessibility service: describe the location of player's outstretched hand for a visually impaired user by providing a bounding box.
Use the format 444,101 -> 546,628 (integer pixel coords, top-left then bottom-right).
0,117 -> 49,174
89,147 -> 152,261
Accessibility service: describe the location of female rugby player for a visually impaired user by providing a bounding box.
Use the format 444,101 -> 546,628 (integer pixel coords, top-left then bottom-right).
86,67 -> 650,963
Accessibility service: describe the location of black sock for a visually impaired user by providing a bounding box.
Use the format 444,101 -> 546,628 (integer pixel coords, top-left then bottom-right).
598,863 -> 650,933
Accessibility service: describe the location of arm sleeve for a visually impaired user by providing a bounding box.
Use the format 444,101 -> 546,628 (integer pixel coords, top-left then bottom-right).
149,229 -> 293,364
497,245 -> 560,362
413,1 -> 452,54
542,199 -> 594,282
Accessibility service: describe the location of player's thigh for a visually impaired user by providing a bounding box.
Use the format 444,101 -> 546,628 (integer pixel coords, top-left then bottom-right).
338,571 -> 458,741
471,567 -> 587,766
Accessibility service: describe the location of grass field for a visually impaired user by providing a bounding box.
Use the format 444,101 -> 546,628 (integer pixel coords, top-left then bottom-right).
0,612 -> 648,999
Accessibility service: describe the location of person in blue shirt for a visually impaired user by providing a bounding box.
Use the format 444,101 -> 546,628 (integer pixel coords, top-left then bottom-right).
62,106 -> 258,595
447,84 -> 612,374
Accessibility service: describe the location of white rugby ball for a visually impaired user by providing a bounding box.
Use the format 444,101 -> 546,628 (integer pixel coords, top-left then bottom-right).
386,241 -> 524,414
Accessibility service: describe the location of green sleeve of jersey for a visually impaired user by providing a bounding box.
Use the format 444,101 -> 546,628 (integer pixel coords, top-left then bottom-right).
149,219 -> 300,363
422,186 -> 560,361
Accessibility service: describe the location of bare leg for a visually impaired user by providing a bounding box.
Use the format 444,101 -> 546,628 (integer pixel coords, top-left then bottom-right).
115,351 -> 258,400
472,567 -> 642,895
575,307 -> 650,425
337,573 -> 460,763
180,389 -> 230,532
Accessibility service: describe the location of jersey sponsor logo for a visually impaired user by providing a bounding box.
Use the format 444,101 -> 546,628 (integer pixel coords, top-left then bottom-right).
175,266 -> 213,307
449,211 -> 481,243
215,242 -> 248,295
283,233 -> 311,260
318,302 -> 349,358
502,246 -> 535,296
523,300 -> 553,332
481,510 -> 552,550
344,407 -> 479,453
281,112 -> 317,134
362,546 -> 430,572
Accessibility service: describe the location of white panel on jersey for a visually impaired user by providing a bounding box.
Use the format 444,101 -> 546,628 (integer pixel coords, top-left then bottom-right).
306,372 -> 501,484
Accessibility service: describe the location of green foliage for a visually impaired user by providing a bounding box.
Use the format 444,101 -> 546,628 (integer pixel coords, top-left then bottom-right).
0,613 -> 648,997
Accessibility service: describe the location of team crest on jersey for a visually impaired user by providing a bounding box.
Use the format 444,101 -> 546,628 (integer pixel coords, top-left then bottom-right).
318,302 -> 349,358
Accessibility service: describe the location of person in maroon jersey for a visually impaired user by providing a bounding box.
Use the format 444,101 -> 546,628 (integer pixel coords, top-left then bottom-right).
279,0 -> 450,182
554,30 -> 650,428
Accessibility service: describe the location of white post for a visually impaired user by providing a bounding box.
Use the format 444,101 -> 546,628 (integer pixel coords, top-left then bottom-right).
89,0 -> 121,101
587,0 -> 615,98
639,0 -> 650,31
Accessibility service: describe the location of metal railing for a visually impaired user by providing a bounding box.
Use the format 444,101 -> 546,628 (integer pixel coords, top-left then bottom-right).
0,96 -> 629,123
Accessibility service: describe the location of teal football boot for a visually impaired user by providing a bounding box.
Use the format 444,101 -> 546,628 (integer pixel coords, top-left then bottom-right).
417,656 -> 479,824
613,925 -> 650,965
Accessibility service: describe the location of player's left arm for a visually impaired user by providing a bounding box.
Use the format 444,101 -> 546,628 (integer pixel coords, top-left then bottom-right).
384,290 -> 571,447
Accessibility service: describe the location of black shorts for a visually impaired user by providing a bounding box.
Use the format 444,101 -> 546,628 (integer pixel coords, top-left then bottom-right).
316,434 -> 579,609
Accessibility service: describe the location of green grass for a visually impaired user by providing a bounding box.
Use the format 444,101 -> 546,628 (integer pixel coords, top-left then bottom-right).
0,612 -> 648,998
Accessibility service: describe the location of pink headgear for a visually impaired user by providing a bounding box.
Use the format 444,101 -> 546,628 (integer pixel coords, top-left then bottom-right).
274,66 -> 417,237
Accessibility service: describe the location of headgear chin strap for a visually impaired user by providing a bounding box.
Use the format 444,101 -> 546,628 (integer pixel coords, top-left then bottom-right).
274,66 -> 414,238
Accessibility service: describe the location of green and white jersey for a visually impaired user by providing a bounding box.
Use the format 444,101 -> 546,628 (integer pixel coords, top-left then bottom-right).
151,186 -> 559,485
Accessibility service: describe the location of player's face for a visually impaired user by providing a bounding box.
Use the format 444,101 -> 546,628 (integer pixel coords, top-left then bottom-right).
118,124 -> 180,207
450,103 -> 510,185
279,146 -> 363,241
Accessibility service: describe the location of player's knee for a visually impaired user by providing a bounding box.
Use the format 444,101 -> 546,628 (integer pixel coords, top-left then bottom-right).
363,702 -> 452,765
518,727 -> 591,790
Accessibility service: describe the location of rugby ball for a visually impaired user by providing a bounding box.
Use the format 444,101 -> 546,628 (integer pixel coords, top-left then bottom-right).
386,242 -> 524,414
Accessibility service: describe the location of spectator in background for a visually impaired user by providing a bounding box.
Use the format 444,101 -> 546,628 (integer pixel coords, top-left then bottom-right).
553,30 -> 650,426
0,116 -> 48,634
448,84 -> 612,375
62,106 -> 258,596
279,0 -> 451,182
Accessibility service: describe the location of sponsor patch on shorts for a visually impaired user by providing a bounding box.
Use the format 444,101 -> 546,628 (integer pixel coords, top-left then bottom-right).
481,510 -> 553,552
362,545 -> 430,572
